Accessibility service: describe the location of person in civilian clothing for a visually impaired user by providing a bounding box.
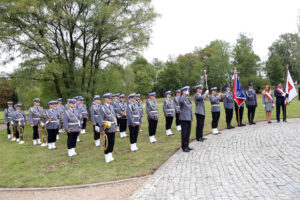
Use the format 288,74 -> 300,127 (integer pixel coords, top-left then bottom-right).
262,85 -> 274,123
274,83 -> 287,123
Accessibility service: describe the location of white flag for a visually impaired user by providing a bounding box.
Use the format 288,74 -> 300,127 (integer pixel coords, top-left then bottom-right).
285,70 -> 298,104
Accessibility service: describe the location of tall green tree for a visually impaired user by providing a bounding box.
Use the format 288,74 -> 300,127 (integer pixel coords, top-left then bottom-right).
265,54 -> 284,85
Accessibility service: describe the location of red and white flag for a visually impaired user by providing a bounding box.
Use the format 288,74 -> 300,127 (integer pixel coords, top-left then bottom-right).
285,69 -> 298,105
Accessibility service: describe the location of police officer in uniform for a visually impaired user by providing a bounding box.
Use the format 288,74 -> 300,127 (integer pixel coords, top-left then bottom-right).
90,95 -> 102,146
45,101 -> 60,150
117,94 -> 128,138
223,84 -> 235,129
111,93 -> 121,132
57,98 -> 65,133
245,83 -> 257,125
235,101 -> 245,126
12,104 -> 26,144
136,94 -> 144,132
64,99 -> 81,157
146,92 -> 159,143
179,86 -> 193,152
28,98 -> 44,145
99,93 -> 118,163
4,101 -> 15,140
78,97 -> 88,135
163,91 -> 175,136
173,90 -> 181,131
194,85 -> 209,141
127,94 -> 141,152
210,87 -> 223,135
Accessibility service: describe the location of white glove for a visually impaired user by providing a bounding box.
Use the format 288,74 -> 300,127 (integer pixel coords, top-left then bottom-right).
95,126 -> 100,132
273,104 -> 275,107
282,93 -> 286,97
205,90 -> 209,94
41,122 -> 44,127
186,90 -> 190,96
263,105 -> 265,108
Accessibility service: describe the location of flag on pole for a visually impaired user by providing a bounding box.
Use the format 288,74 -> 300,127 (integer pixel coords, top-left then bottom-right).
233,70 -> 246,107
285,69 -> 298,105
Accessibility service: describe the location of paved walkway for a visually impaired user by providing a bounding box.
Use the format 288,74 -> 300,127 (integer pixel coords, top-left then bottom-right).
131,119 -> 300,200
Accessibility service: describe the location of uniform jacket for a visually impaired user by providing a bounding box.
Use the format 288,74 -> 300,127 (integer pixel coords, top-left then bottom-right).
179,94 -> 193,121
274,88 -> 286,105
116,101 -> 127,119
245,89 -> 257,106
99,103 -> 117,133
111,99 -> 121,116
29,106 -> 45,126
12,110 -> 26,127
77,103 -> 89,118
4,107 -> 15,123
90,102 -> 102,125
126,102 -> 141,126
173,96 -> 181,113
64,107 -> 81,132
194,92 -> 208,115
146,99 -> 158,120
223,90 -> 234,109
210,95 -> 223,112
137,100 -> 144,118
45,108 -> 60,129
163,98 -> 175,117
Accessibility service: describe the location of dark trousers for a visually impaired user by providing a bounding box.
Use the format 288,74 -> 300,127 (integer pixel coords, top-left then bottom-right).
165,116 -> 173,130
47,129 -> 57,143
33,126 -> 39,139
195,114 -> 205,139
181,120 -> 191,149
235,105 -> 244,124
119,118 -> 127,132
67,132 -> 79,149
276,103 -> 286,121
14,126 -> 19,139
6,123 -> 11,135
225,108 -> 233,125
117,118 -> 121,127
104,132 -> 115,154
148,120 -> 158,136
129,125 -> 139,144
93,125 -> 100,140
212,112 -> 220,128
175,113 -> 181,126
247,105 -> 256,123
82,118 -> 87,129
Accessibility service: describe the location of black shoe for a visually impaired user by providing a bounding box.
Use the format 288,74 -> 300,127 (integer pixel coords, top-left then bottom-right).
249,122 -> 253,125
230,125 -> 235,129
202,138 -> 207,140
241,123 -> 246,126
227,126 -> 231,129
187,147 -> 193,151
252,121 -> 256,124
182,148 -> 190,152
196,138 -> 203,142
277,120 -> 280,123
283,120 -> 287,122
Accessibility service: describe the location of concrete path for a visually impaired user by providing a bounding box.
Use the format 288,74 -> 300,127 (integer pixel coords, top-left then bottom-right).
131,119 -> 300,200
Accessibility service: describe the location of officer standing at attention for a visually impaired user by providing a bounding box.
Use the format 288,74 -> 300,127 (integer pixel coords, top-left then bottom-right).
45,101 -> 60,150
163,91 -> 175,136
173,90 -> 181,131
64,99 -> 81,157
90,95 -> 102,147
223,84 -> 235,129
136,94 -> 144,132
117,94 -> 128,138
12,104 -> 26,144
234,101 -> 246,126
4,101 -> 15,140
29,98 -> 44,145
111,94 -> 121,132
146,92 -> 159,143
210,87 -> 223,135
78,97 -> 88,135
194,85 -> 209,142
57,98 -> 65,133
179,86 -> 193,152
127,94 -> 141,152
99,93 -> 118,163
274,83 -> 287,123
245,83 -> 257,125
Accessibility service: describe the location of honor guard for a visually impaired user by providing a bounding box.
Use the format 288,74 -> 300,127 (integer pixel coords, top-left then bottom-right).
245,83 -> 257,125
12,104 -> 26,144
127,94 -> 141,152
209,87 -> 223,135
173,90 -> 181,131
91,95 -> 102,146
100,93 -> 118,163
57,98 -> 65,133
4,101 -> 15,140
163,91 -> 175,136
179,86 -> 193,152
53,101 -> 60,140
64,99 -> 81,157
78,97 -> 88,135
146,92 -> 158,143
112,94 -> 121,132
194,85 -> 209,142
45,101 -> 60,150
29,98 -> 44,145
274,83 -> 287,123
65,99 -> 70,109
223,84 -> 235,129
116,94 -> 128,138
136,94 -> 144,132
235,101 -> 245,126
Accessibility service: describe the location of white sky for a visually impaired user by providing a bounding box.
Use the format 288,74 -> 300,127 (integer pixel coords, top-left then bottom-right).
143,0 -> 300,63
1,0 -> 299,73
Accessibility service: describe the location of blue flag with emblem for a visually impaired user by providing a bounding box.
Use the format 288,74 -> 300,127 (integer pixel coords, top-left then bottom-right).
233,70 -> 246,107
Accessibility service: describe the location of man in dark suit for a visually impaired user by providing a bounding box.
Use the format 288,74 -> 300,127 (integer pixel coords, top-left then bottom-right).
274,83 -> 287,122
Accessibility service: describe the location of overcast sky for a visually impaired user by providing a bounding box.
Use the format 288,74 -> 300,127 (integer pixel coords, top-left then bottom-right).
143,0 -> 300,63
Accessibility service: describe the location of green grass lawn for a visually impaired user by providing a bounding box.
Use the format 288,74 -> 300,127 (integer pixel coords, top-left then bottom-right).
0,95 -> 299,187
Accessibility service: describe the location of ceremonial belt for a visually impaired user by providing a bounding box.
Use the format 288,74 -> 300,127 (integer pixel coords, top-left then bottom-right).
211,104 -> 220,107
133,115 -> 139,118
150,111 -> 158,113
68,122 -> 80,125
16,118 -> 25,121
107,121 -> 115,124
166,109 -> 175,111
7,117 -> 12,118
33,118 -> 41,120
176,106 -> 180,108
49,120 -> 59,123
81,111 -> 88,114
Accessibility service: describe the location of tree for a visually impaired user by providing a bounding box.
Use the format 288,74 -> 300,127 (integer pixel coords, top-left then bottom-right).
232,34 -> 260,88
266,54 -> 284,85
0,79 -> 16,108
0,0 -> 157,98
